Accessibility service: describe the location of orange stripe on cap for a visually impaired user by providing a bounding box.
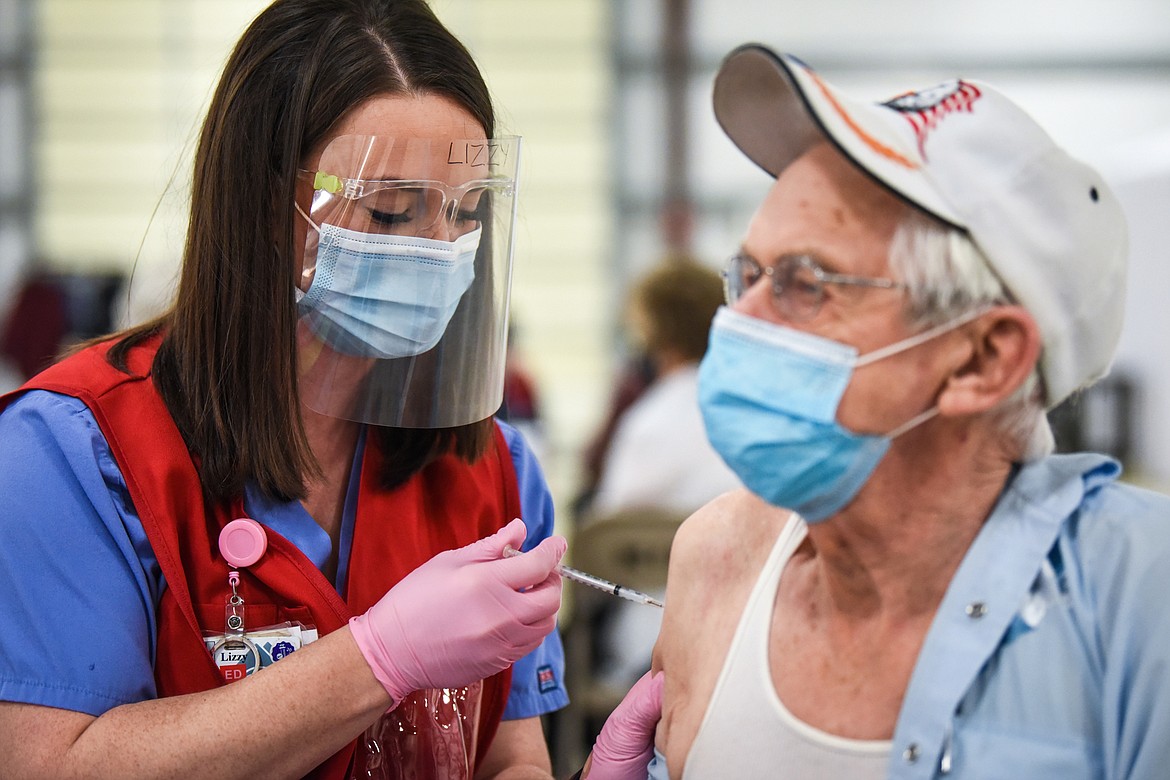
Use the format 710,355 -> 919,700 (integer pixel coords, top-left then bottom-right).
807,70 -> 920,170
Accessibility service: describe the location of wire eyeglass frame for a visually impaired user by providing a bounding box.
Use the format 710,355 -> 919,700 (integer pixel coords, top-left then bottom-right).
722,252 -> 906,321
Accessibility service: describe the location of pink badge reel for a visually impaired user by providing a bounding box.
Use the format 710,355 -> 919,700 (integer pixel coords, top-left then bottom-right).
218,517 -> 268,568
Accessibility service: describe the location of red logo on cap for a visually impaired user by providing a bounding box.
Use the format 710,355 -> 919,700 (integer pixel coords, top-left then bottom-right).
884,80 -> 983,161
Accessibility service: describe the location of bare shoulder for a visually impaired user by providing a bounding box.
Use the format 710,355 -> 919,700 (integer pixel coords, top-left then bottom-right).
667,488 -> 790,599
653,489 -> 794,778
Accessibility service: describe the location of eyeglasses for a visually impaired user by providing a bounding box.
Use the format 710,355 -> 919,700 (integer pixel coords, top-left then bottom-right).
722,253 -> 906,321
299,169 -> 515,235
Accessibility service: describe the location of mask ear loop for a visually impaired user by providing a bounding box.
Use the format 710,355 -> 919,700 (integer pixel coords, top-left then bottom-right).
857,306 -> 995,439
294,201 -> 323,297
294,200 -> 322,233
886,406 -> 940,439
854,306 -> 992,368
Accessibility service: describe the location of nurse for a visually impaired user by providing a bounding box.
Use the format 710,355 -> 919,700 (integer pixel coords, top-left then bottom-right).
0,1 -> 568,776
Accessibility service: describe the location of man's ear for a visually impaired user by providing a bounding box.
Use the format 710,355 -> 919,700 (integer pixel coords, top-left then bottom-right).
937,306 -> 1042,417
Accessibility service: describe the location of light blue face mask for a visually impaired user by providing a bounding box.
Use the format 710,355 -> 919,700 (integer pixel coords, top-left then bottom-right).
296,221 -> 480,359
698,306 -> 982,522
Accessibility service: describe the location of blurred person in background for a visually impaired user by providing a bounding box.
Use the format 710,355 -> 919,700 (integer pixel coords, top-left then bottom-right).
589,255 -> 740,519
583,256 -> 740,695
574,355 -> 656,518
573,197 -> 702,521
0,268 -> 69,390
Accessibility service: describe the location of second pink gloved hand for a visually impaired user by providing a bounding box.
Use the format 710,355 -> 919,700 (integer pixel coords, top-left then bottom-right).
349,518 -> 566,707
585,670 -> 664,779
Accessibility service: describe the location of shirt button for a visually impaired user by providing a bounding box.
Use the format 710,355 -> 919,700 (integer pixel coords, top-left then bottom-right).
965,601 -> 988,618
903,743 -> 920,763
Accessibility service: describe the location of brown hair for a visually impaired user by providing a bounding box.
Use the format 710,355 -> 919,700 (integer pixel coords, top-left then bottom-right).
109,0 -> 497,501
629,254 -> 724,363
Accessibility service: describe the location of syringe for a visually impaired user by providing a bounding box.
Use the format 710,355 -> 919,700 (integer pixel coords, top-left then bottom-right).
503,545 -> 664,608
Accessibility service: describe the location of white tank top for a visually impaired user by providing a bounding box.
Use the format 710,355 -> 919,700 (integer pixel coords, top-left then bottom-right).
683,514 -> 891,778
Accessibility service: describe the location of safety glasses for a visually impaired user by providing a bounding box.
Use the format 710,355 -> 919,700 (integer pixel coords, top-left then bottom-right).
301,169 -> 515,237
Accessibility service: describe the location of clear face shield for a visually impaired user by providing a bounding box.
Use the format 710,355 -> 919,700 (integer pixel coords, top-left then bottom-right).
295,135 -> 520,428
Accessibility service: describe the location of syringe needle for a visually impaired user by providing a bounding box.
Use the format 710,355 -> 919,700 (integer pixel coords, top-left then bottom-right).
503,545 -> 665,608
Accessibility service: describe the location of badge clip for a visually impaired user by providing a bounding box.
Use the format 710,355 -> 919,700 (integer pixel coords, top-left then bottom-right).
211,569 -> 259,682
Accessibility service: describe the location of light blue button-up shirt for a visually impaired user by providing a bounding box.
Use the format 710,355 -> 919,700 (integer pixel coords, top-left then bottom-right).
889,453 -> 1170,779
649,453 -> 1170,779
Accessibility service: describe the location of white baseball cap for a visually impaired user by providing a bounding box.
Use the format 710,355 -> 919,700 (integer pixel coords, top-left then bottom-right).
713,44 -> 1128,408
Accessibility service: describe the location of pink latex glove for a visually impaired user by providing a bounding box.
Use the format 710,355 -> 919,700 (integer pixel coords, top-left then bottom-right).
585,670 -> 665,779
349,518 -> 565,706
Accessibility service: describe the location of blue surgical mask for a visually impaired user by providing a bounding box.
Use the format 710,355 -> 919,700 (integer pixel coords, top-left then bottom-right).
698,306 -> 979,522
296,221 -> 480,359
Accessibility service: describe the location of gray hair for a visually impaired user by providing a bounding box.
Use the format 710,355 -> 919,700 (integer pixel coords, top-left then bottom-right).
887,210 -> 1053,460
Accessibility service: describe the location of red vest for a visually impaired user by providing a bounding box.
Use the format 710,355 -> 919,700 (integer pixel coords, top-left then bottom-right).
6,337 -> 519,777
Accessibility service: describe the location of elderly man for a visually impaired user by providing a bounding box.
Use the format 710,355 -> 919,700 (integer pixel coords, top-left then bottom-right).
633,45 -> 1170,779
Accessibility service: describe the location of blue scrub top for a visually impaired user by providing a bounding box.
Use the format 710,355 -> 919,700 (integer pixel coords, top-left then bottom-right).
0,390 -> 568,720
